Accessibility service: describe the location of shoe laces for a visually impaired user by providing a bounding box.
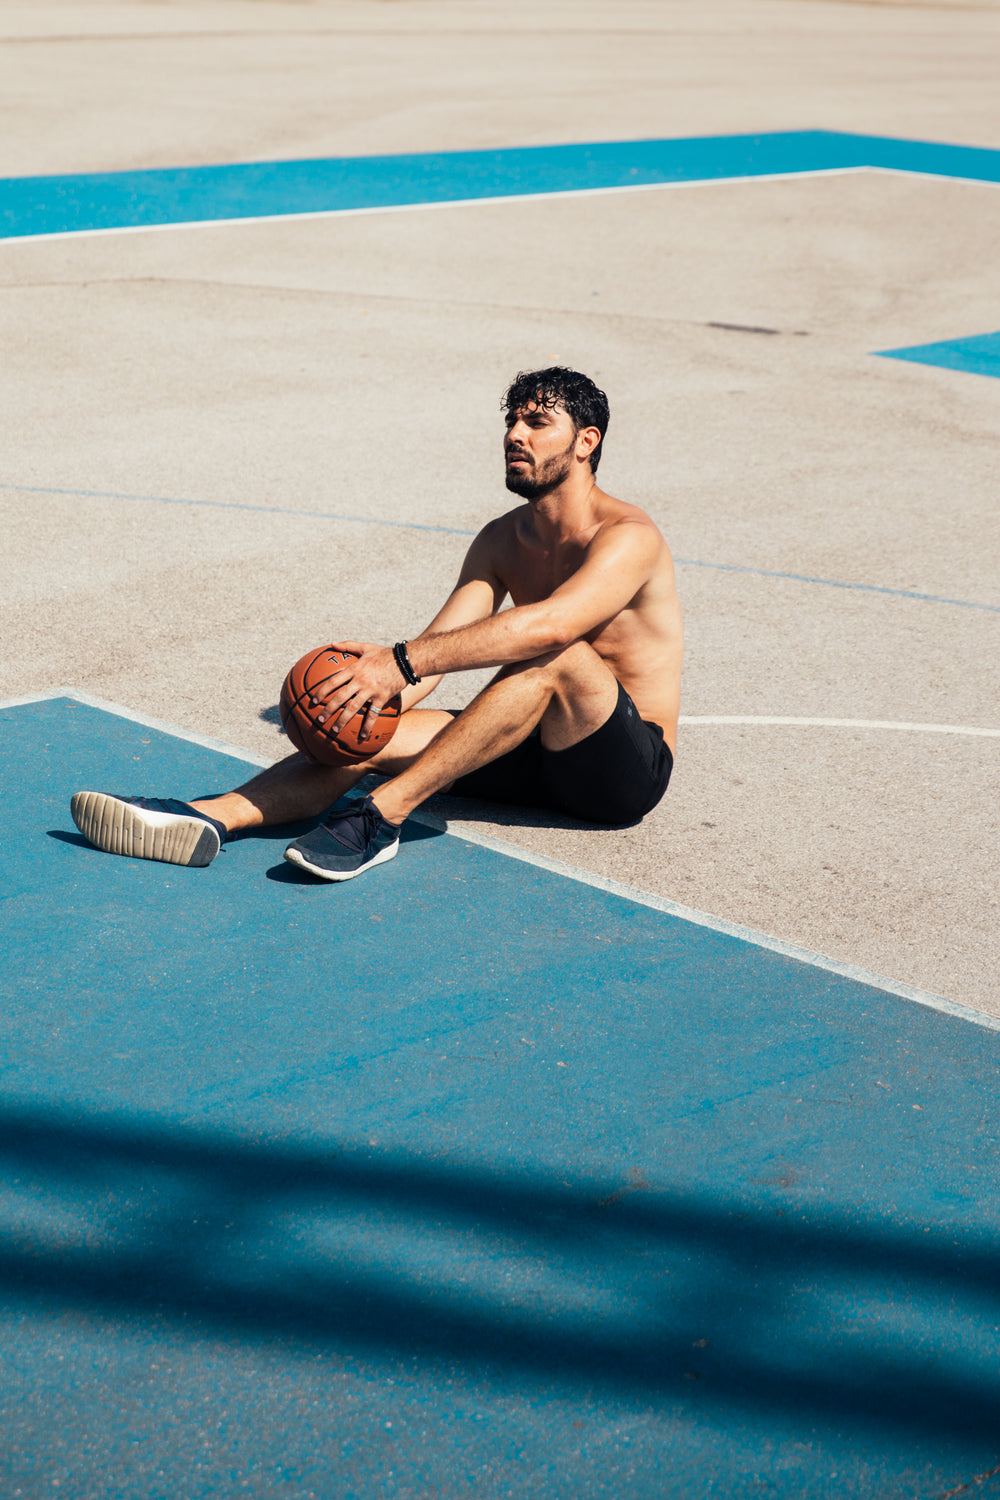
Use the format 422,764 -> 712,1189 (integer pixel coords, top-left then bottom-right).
324,798 -> 382,855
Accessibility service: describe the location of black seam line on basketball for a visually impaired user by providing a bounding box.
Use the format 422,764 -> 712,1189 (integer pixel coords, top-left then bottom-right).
305,665 -> 350,697
299,668 -> 365,744
5,478 -> 998,616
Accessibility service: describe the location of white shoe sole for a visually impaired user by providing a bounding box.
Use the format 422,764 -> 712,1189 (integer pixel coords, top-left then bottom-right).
70,792 -> 221,867
283,839 -> 398,882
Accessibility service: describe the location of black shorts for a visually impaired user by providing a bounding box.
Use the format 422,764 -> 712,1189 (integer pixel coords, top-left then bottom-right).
448,682 -> 672,826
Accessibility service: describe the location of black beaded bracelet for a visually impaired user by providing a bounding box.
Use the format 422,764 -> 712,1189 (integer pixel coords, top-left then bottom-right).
393,641 -> 421,686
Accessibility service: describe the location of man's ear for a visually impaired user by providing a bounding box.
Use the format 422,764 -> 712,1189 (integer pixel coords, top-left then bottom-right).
576,425 -> 601,461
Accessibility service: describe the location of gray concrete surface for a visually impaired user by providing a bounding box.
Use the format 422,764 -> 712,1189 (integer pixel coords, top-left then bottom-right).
1,1 -> 998,1012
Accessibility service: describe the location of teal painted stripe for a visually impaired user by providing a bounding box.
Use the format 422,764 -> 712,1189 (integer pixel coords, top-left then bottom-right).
0,131 -> 855,241
875,330 -> 1000,380
3,130 -> 1000,242
857,132 -> 1000,184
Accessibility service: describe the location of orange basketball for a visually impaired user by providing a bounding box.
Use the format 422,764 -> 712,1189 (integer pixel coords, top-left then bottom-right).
280,645 -> 402,765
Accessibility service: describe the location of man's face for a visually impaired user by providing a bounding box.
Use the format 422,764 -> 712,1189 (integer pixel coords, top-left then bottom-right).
503,399 -> 580,499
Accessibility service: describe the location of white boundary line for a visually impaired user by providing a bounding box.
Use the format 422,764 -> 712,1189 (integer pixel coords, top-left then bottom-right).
412,811 -> 1000,1033
0,166 -> 872,247
868,165 -> 1000,192
679,715 -> 1000,738
7,686 -> 998,1034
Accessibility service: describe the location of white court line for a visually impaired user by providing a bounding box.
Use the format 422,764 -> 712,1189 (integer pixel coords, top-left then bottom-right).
868,165 -> 1000,192
680,715 -> 1000,738
8,686 -> 998,1034
0,166 -> 872,247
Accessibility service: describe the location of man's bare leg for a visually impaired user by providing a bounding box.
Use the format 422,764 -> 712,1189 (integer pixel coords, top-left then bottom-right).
190,709 -> 458,833
370,642 -> 619,826
281,643 -> 619,881
196,641 -> 617,834
69,709 -> 457,867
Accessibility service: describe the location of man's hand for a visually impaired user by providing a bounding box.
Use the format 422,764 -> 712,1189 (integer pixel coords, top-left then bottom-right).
309,642 -> 407,741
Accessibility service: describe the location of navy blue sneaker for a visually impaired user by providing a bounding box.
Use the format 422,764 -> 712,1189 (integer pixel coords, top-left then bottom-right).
70,793 -> 226,867
283,795 -> 400,882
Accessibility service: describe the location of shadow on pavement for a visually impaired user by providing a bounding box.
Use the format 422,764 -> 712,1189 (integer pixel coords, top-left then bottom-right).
1,1098 -> 999,1450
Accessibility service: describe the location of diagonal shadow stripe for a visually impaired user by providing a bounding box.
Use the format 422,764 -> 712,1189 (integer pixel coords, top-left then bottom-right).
2,1101 -> 1000,1445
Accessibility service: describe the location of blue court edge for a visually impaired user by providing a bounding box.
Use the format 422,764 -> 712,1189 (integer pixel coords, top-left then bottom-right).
875,330 -> 1000,380
2,695 -> 1000,1498
2,129 -> 1000,241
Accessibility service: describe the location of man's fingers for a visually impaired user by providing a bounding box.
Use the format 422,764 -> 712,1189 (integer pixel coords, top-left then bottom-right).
309,667 -> 354,707
316,687 -> 363,725
329,692 -> 384,736
314,694 -> 354,720
358,701 -> 380,744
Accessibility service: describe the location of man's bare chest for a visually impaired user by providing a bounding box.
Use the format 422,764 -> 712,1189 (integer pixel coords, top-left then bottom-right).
500,543 -> 588,607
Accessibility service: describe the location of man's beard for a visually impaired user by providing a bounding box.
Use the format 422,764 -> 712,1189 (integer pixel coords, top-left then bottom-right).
504,440 -> 575,499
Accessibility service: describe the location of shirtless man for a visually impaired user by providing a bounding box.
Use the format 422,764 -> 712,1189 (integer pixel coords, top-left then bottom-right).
71,367 -> 683,881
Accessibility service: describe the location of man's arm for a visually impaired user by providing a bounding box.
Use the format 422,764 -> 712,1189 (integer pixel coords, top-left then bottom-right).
321,517 -> 659,735
392,529 -> 509,708
408,518 -> 661,675
318,521 -> 508,730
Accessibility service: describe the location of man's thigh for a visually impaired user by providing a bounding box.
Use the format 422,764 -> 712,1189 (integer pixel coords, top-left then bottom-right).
536,641 -> 622,752
369,708 -> 457,776
449,683 -> 671,824
540,683 -> 672,824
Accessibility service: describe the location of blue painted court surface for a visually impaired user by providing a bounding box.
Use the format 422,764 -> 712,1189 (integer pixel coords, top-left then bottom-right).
877,330 -> 1000,381
4,129 -> 1000,242
3,696 -> 1000,1497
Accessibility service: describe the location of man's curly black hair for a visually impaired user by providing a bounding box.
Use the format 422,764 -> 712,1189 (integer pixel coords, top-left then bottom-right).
502,367 -> 610,474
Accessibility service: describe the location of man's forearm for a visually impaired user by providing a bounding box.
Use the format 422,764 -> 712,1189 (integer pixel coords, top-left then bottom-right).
320,604 -> 566,735
408,602 -> 568,678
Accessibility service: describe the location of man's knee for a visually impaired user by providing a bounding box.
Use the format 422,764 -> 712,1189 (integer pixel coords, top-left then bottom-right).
555,639 -> 603,672
499,640 -> 602,686
539,640 -> 610,691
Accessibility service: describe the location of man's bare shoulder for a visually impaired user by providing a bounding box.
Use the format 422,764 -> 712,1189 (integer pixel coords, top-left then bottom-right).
593,489 -> 661,528
590,492 -> 671,555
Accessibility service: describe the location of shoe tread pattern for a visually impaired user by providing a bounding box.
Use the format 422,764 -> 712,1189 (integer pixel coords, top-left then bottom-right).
70,792 -> 218,867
